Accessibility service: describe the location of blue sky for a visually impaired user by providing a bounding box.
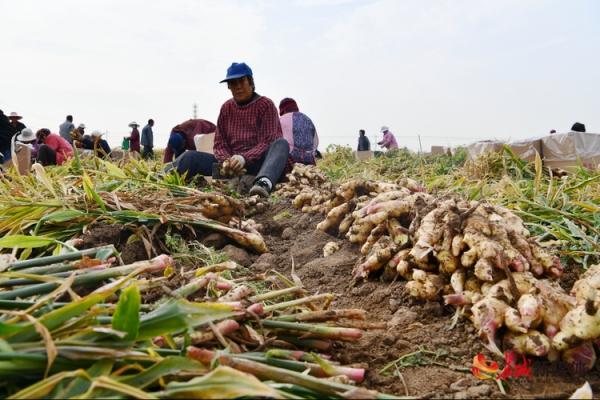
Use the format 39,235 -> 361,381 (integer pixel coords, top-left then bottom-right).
2,0 -> 599,152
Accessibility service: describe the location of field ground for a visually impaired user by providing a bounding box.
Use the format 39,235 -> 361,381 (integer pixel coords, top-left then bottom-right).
2,146 -> 600,398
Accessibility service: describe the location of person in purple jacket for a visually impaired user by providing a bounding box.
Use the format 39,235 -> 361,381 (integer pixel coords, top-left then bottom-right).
378,126 -> 398,150
124,121 -> 141,156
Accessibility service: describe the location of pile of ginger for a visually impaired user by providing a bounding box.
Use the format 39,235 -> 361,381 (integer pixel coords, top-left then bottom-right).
287,172 -> 600,372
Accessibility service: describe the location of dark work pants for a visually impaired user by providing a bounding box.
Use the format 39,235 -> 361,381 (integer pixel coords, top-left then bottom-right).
142,146 -> 154,160
166,138 -> 290,184
0,147 -> 10,165
38,144 -> 57,166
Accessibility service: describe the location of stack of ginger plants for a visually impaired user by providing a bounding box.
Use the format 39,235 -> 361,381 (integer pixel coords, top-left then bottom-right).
288,170 -> 600,373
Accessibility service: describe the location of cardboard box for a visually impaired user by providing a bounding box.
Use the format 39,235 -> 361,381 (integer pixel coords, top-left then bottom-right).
354,150 -> 374,160
506,138 -> 542,162
541,132 -> 600,172
467,140 -> 505,158
110,150 -> 125,160
431,146 -> 444,155
77,148 -> 94,159
194,132 -> 215,154
3,144 -> 31,175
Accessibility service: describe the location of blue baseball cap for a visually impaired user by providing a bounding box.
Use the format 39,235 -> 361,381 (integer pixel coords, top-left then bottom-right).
220,62 -> 253,83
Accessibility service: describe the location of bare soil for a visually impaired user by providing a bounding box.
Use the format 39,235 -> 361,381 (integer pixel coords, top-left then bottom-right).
78,203 -> 600,398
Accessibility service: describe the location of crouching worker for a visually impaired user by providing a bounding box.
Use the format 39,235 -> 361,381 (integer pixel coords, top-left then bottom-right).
71,129 -> 112,159
36,128 -> 74,166
164,119 -> 216,163
279,97 -> 319,165
166,62 -> 293,197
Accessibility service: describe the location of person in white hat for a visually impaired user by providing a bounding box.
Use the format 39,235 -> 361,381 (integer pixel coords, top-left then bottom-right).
16,128 -> 41,161
124,121 -> 140,155
377,126 -> 398,150
71,129 -> 112,159
8,112 -> 26,134
77,123 -> 86,136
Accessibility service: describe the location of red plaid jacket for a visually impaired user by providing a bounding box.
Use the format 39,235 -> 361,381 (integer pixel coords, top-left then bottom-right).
214,94 -> 294,180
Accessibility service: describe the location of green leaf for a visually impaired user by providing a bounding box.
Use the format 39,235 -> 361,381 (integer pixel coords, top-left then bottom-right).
118,356 -> 207,390
0,322 -> 23,336
6,370 -> 90,399
19,248 -> 32,260
0,235 -> 56,249
96,158 -> 128,179
501,144 -> 524,171
136,299 -> 235,341
111,285 -> 141,341
577,154 -> 591,178
161,366 -> 283,399
83,171 -> 107,212
95,248 -> 116,262
564,175 -> 600,194
54,358 -> 114,398
534,151 -> 542,198
5,271 -> 139,343
33,210 -> 84,236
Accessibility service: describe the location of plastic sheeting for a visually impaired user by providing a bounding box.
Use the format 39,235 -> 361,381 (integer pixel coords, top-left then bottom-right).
467,140 -> 505,158
194,132 -> 215,154
506,137 -> 543,162
542,132 -> 600,162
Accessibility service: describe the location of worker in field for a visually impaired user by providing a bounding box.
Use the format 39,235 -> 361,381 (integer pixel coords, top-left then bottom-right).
125,122 -> 141,157
279,97 -> 319,165
164,119 -> 216,163
0,109 -> 17,166
36,128 -> 74,166
167,62 -> 294,197
71,129 -> 111,159
59,115 -> 75,144
8,112 -> 26,134
357,129 -> 370,151
16,128 -> 41,162
141,119 -> 155,160
378,126 -> 398,150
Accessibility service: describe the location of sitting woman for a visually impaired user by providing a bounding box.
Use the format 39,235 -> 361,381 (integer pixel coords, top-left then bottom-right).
278,97 -> 319,165
36,128 -> 74,166
167,62 -> 293,197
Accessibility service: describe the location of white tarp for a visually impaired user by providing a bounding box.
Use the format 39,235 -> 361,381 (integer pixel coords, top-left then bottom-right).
467,140 -> 505,158
506,136 -> 543,162
542,132 -> 600,162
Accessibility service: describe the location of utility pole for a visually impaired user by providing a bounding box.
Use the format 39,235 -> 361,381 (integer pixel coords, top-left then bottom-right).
193,103 -> 198,119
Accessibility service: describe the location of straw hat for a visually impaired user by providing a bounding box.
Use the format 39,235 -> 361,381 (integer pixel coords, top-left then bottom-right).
17,128 -> 36,142
8,112 -> 22,120
128,121 -> 138,127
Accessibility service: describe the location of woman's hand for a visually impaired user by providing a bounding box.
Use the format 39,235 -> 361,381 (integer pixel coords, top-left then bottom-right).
230,155 -> 246,171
